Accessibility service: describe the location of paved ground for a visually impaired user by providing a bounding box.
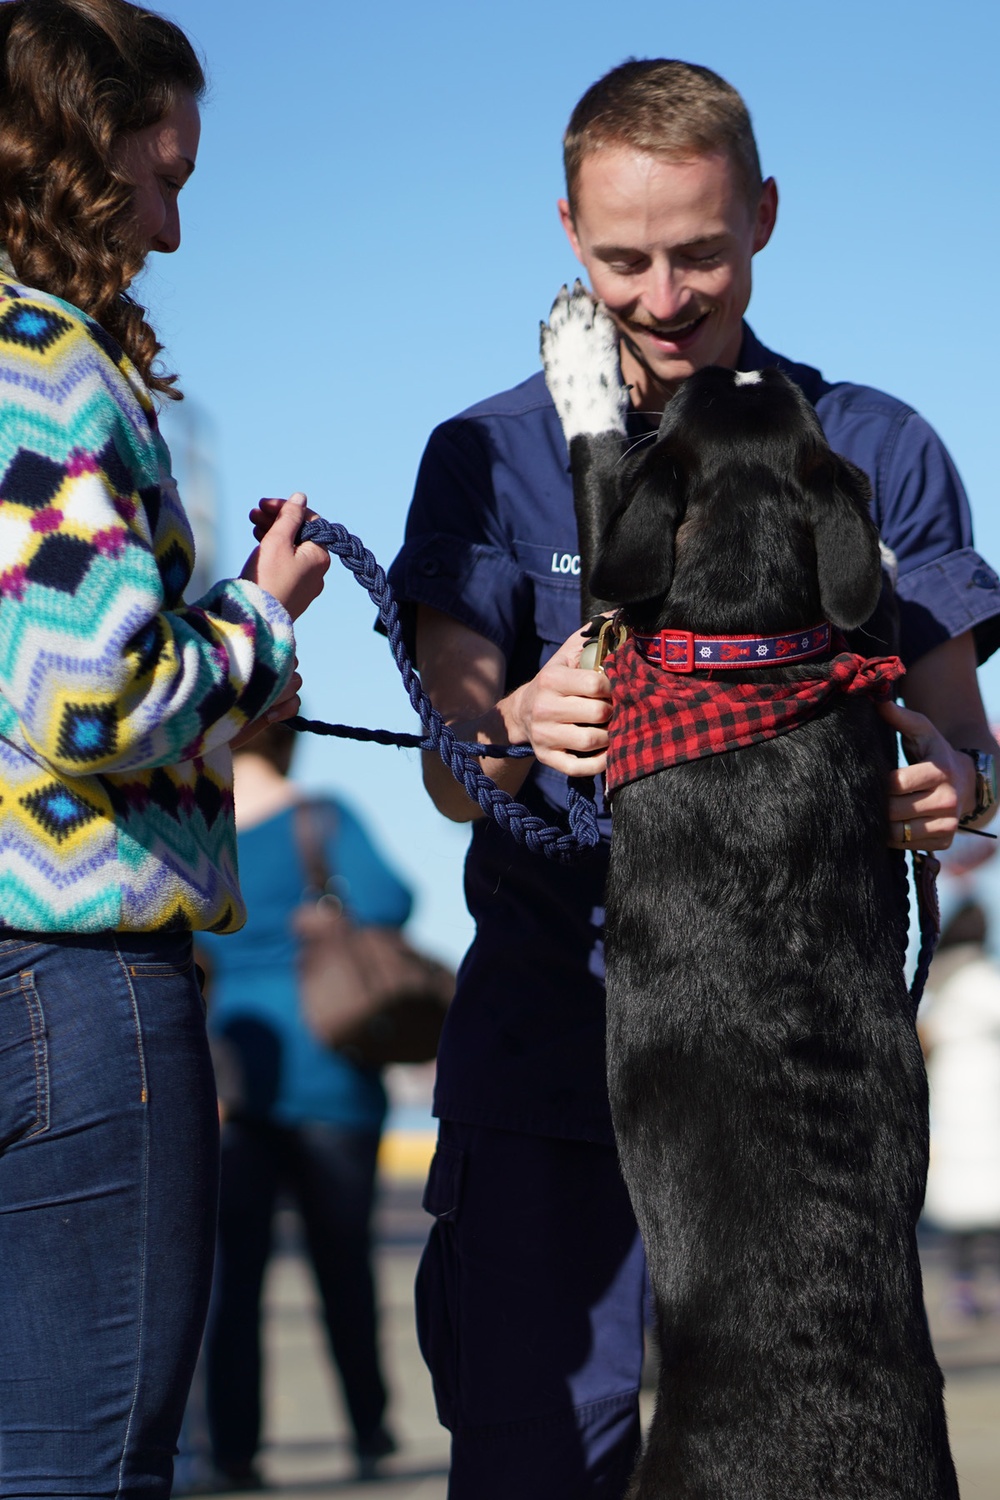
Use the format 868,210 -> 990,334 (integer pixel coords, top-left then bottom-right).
182,1183 -> 1000,1499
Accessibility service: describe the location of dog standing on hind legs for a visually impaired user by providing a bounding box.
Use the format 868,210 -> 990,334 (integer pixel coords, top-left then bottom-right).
541,285 -> 959,1499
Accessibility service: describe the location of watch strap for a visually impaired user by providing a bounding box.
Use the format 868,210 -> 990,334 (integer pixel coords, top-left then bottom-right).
958,748 -> 996,824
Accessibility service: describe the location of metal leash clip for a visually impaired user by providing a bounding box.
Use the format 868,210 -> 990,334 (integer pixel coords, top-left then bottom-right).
579,615 -> 628,672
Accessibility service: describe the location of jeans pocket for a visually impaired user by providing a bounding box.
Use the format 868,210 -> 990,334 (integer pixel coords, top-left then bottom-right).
0,971 -> 50,1149
126,953 -> 195,979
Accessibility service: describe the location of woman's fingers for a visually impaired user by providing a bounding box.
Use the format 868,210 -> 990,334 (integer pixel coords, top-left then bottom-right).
249,496 -> 284,540
242,494 -> 330,621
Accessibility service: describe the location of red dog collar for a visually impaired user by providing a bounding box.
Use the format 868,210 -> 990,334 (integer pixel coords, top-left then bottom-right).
632,623 -> 832,672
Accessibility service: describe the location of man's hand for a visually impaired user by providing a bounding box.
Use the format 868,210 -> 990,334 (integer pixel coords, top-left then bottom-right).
416,606 -> 612,822
878,699 -> 975,850
883,631 -> 1000,851
503,625 -> 612,777
241,493 -> 330,621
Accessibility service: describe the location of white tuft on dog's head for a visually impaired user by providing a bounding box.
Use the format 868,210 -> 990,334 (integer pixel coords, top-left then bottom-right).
733,370 -> 763,386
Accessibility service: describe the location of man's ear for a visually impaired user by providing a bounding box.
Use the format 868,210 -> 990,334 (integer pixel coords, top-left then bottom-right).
752,177 -> 779,254
590,446 -> 684,604
558,198 -> 584,262
811,455 -> 883,628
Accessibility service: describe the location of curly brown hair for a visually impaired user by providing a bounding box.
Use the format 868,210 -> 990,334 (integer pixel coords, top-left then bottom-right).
0,0 -> 205,398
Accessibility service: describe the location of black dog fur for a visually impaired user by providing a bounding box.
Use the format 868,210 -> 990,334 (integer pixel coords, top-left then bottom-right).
550,325 -> 957,1497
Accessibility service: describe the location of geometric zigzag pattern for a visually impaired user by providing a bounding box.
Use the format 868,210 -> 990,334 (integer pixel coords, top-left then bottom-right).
0,270 -> 296,933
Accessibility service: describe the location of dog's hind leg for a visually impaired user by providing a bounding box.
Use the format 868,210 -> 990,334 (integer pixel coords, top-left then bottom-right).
541,281 -> 629,622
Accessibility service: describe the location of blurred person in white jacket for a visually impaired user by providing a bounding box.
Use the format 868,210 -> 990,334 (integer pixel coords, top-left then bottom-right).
922,900 -> 1000,1318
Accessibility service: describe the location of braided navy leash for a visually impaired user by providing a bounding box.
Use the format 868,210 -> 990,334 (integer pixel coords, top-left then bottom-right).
909,851 -> 941,1008
288,517 -> 600,862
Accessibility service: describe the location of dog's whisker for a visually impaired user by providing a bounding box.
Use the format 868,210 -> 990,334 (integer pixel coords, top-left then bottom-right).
618,431 -> 658,465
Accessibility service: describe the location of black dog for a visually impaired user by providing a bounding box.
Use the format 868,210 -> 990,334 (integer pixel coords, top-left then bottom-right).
541,288 -> 957,1500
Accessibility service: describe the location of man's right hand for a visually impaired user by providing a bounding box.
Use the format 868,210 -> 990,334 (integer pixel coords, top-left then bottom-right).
416,606 -> 612,821
504,626 -> 612,777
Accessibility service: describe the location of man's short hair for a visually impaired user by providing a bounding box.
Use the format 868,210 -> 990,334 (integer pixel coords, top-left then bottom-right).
563,59 -> 763,215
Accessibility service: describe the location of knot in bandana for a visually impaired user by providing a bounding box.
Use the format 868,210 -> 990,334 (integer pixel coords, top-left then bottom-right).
603,638 -> 905,795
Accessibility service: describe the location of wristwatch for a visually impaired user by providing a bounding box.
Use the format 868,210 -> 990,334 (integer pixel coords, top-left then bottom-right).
958,748 -> 997,825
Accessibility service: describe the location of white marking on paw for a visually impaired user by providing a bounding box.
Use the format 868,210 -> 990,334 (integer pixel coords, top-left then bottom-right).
734,369 -> 763,386
540,280 -> 628,440
879,540 -> 899,587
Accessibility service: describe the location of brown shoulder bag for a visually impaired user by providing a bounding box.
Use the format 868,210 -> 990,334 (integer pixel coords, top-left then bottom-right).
290,801 -> 454,1068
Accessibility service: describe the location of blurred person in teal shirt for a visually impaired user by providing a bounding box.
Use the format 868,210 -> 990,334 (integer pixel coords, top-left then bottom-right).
198,721 -> 412,1487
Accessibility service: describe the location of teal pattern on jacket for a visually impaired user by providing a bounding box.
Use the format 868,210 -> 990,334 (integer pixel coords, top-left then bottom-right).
0,270 -> 295,932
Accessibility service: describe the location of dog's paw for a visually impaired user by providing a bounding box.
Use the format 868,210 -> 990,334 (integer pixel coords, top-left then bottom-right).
540,280 -> 628,441
879,540 -> 899,588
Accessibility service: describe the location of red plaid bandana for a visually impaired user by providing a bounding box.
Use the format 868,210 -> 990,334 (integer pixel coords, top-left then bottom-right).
604,637 -> 905,795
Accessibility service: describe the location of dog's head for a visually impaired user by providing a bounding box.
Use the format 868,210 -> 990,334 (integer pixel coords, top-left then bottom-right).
590,366 -> 883,637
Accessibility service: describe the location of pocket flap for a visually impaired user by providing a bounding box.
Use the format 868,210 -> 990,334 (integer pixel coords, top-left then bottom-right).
421,1141 -> 464,1220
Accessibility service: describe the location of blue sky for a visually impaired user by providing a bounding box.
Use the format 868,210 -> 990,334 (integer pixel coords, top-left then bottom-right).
151,0 -> 1000,960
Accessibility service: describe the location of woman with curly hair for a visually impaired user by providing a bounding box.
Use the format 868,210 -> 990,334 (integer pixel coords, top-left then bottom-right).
0,1 -> 330,1491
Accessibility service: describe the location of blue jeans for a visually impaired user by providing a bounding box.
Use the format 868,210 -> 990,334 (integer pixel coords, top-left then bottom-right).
0,931 -> 219,1497
205,1117 -> 387,1468
417,1121 -> 647,1500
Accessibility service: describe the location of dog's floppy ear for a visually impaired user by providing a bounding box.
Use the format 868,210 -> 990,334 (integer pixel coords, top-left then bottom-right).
589,445 -> 685,604
809,454 -> 883,629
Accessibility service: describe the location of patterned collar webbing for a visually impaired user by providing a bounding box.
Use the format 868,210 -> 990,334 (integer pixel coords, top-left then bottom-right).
631,622 -> 832,672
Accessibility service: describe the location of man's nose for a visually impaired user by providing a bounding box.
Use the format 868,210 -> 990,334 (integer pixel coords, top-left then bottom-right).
639,262 -> 689,324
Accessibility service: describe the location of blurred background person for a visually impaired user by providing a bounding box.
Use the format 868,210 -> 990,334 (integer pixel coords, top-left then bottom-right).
922,899 -> 1000,1323
198,721 -> 412,1489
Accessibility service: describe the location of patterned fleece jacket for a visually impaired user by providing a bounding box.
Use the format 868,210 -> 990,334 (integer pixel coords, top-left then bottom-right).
0,269 -> 295,933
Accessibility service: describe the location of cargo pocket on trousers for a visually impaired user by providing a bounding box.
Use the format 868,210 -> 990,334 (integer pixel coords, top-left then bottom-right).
416,1142 -> 465,1430
0,972 -> 49,1149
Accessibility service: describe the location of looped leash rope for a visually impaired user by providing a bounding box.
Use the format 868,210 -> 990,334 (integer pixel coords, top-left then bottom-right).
287,517 -> 600,862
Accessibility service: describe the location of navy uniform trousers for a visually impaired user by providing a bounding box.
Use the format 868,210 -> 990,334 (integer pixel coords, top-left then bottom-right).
416,1120 -> 648,1500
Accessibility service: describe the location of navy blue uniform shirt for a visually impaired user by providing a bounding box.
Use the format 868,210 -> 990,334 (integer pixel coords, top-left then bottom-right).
389,324 -> 1000,1145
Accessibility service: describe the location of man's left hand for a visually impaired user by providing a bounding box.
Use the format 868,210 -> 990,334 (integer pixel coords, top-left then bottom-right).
878,698 -> 974,850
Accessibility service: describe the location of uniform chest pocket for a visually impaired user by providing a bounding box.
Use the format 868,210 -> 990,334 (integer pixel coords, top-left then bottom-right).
514,541 -> 584,649
532,574 -> 583,647
0,971 -> 50,1150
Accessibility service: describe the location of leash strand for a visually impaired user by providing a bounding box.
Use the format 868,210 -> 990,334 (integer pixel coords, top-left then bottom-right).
288,518 -> 600,862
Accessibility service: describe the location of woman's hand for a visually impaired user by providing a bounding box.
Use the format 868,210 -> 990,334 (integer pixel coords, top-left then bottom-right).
504,625 -> 613,777
241,493 -> 329,621
228,657 -> 303,752
249,495 -> 285,540
877,699 -> 975,851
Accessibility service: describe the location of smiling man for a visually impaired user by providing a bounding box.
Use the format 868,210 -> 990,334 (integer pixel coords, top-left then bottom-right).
389,59 -> 1000,1500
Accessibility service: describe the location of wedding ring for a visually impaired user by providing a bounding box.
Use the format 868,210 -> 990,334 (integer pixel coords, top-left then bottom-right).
902,821 -> 913,846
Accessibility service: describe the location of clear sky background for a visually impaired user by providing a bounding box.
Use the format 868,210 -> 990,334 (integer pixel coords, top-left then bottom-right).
149,0 -> 1000,962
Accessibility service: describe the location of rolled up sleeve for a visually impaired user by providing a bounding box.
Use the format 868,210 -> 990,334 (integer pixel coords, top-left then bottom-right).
878,410 -> 1000,665
387,418 -> 530,658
